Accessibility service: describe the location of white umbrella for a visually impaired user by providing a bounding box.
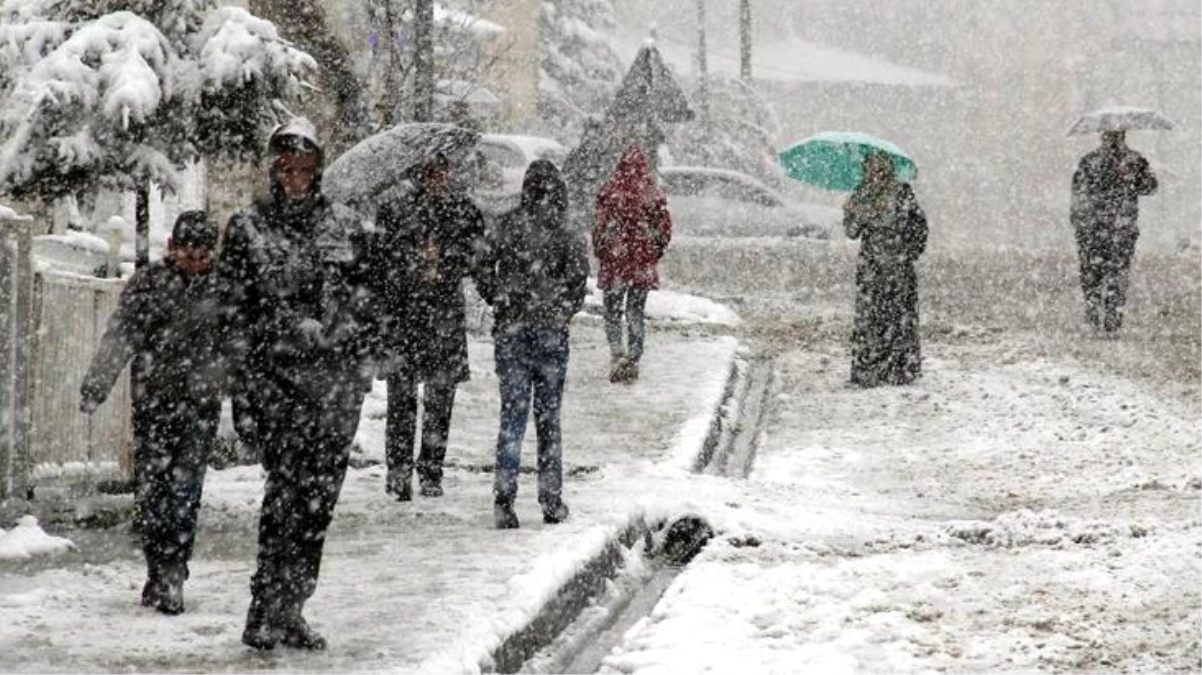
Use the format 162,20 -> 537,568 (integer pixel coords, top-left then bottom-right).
1066,106 -> 1175,136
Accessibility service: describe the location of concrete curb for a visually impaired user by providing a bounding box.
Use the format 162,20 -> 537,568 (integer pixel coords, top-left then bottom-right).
486,351 -> 745,673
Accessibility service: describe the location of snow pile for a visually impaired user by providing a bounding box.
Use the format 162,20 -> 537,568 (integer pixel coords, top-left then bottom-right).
32,229 -> 117,274
944,508 -> 1153,549
0,515 -> 74,561
585,279 -> 741,327
0,202 -> 30,221
35,230 -> 109,253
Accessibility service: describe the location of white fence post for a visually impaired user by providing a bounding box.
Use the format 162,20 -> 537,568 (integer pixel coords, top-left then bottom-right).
0,214 -> 35,500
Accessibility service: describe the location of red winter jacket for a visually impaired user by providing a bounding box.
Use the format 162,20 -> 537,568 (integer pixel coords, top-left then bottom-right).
592,146 -> 672,290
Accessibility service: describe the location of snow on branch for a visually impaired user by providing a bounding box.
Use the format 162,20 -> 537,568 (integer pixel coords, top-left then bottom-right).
195,6 -> 314,92
0,2 -> 313,199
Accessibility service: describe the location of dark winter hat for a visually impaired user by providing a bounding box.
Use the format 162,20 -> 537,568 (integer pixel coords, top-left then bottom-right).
171,210 -> 217,249
521,159 -> 567,209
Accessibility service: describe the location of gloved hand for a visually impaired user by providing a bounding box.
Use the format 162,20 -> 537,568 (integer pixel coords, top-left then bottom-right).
79,396 -> 102,414
296,317 -> 326,350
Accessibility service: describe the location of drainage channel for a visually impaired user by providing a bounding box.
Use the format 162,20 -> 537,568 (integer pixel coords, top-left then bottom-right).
494,354 -> 777,674
703,356 -> 774,479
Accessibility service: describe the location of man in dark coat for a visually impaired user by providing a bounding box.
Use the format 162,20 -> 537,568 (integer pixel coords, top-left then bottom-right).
1071,130 -> 1158,334
79,210 -> 222,616
219,118 -> 376,651
477,160 -> 588,529
373,154 -> 489,501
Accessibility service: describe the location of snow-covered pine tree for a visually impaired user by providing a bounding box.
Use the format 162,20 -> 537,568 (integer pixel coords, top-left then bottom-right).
667,74 -> 786,188
0,0 -> 313,202
538,0 -> 622,141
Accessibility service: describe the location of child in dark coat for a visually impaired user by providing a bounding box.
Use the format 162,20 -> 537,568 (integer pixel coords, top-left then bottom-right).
80,210 -> 223,615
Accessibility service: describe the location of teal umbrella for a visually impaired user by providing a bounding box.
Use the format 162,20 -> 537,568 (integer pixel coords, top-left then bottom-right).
779,131 -> 917,192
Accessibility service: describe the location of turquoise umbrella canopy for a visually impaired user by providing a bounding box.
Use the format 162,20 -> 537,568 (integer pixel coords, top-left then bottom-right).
779,131 -> 917,192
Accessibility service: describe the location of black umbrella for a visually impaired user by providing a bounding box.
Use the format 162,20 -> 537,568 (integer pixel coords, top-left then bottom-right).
323,123 -> 480,208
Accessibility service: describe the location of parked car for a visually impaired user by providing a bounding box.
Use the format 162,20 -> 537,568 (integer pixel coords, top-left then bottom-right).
466,133 -> 568,216
657,165 -> 838,239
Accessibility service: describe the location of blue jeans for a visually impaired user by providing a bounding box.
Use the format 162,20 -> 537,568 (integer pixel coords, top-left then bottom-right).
493,325 -> 570,509
602,288 -> 649,361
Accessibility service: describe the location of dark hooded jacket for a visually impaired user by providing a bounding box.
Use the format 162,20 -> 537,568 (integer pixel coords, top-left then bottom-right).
372,178 -> 488,382
218,121 -> 377,406
479,160 -> 589,332
1071,142 -> 1157,244
80,258 -> 224,412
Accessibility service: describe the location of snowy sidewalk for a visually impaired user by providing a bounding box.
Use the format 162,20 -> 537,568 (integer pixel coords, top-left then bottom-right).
0,321 -> 740,673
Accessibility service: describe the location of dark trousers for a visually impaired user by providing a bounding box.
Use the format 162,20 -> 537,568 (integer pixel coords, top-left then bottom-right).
602,287 -> 649,361
1077,228 -> 1137,333
245,378 -> 363,616
133,399 -> 219,577
385,370 -> 457,485
493,325 -> 569,507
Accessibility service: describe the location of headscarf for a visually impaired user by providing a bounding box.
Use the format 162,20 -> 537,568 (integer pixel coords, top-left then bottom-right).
844,151 -> 898,227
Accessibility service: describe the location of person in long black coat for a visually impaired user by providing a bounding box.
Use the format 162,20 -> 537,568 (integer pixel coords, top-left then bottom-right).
476,159 -> 589,529
219,118 -> 377,651
1071,130 -> 1158,334
843,151 -> 928,387
373,154 -> 489,501
79,210 -> 222,616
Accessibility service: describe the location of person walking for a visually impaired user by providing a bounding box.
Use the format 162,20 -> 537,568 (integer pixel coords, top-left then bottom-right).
592,144 -> 672,384
1071,130 -> 1158,334
219,118 -> 376,651
478,160 -> 588,529
79,210 -> 223,616
374,154 -> 489,501
843,150 -> 928,388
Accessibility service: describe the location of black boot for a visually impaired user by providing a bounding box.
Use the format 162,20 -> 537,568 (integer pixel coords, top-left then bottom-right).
542,500 -> 570,525
241,596 -> 281,650
156,565 -> 185,615
140,564 -> 162,608
419,475 -> 443,498
494,498 -> 519,530
386,472 -> 413,502
278,608 -> 327,650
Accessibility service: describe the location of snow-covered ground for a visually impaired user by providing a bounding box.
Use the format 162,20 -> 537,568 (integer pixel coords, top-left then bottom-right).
0,316 -> 740,673
1,287 -> 1198,673
598,338 -> 1201,674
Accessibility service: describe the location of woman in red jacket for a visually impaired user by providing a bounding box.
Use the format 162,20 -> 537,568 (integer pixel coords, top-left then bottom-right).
592,144 -> 672,383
